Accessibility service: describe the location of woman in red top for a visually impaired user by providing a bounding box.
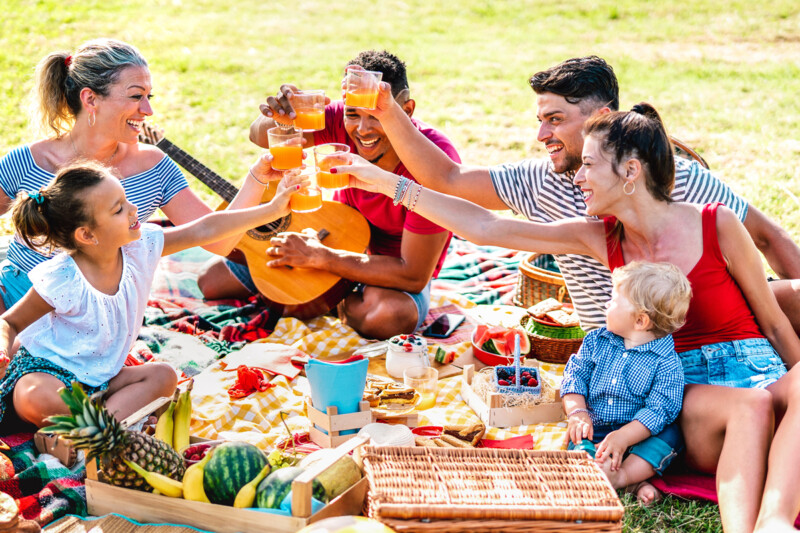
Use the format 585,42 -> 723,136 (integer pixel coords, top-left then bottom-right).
338,103 -> 800,533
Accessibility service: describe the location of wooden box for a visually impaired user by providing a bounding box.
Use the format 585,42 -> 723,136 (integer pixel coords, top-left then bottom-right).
85,397 -> 369,533
307,400 -> 373,448
461,365 -> 564,428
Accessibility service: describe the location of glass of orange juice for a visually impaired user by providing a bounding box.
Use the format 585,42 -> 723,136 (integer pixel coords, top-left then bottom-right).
344,69 -> 382,110
267,127 -> 304,170
404,366 -> 438,411
314,143 -> 351,191
289,165 -> 322,213
293,90 -> 326,132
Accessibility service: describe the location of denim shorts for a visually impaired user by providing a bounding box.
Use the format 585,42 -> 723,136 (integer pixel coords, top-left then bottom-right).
0,260 -> 32,310
679,338 -> 787,389
568,422 -> 684,475
224,259 -> 432,330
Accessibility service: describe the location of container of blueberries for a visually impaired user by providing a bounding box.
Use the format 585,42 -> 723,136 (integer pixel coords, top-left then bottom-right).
493,333 -> 541,396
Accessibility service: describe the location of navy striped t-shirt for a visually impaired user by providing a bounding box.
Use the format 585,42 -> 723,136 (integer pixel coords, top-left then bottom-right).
0,145 -> 188,272
490,157 -> 748,330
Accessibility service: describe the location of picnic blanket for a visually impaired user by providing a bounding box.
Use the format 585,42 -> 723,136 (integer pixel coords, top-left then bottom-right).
2,236 -> 543,526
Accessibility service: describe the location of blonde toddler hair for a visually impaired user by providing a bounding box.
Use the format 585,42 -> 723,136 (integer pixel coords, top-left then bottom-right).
611,261 -> 692,338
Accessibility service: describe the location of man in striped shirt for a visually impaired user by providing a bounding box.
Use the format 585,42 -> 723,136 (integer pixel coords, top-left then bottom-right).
364,56 -> 800,331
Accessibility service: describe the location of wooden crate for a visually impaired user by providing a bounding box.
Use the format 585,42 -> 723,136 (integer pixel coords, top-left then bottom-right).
86,397 -> 369,533
307,400 -> 373,448
461,365 -> 564,428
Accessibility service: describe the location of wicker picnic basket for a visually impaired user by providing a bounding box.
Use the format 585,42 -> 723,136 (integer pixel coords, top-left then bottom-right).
514,253 -> 571,308
361,446 -> 623,532
521,315 -> 584,365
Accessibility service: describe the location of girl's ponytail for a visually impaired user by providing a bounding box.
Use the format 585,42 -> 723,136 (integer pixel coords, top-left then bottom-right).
12,191 -> 52,252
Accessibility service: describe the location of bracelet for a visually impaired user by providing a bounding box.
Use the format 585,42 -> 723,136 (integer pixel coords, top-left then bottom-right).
407,182 -> 423,212
248,167 -> 268,186
397,179 -> 412,206
393,177 -> 411,206
567,408 -> 591,418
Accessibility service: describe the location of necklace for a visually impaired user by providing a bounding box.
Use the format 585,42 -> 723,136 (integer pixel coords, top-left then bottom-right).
69,132 -> 119,165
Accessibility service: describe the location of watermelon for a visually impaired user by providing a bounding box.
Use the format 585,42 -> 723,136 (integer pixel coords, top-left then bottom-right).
204,441 -> 269,506
473,325 -> 490,347
503,329 -> 531,355
256,466 -> 326,509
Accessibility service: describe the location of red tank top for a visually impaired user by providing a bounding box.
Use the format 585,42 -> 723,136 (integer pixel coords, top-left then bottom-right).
604,203 -> 763,353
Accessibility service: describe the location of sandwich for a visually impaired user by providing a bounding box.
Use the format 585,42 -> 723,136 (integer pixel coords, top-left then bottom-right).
442,423 -> 486,446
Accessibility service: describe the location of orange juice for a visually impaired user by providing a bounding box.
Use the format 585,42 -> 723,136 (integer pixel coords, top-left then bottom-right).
290,187 -> 322,213
317,170 -> 350,190
345,90 -> 378,109
295,109 -> 325,131
416,391 -> 436,411
270,144 -> 303,170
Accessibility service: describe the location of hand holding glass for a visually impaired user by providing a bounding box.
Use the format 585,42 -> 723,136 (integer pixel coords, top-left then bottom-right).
314,143 -> 351,190
344,69 -> 383,110
289,165 -> 322,213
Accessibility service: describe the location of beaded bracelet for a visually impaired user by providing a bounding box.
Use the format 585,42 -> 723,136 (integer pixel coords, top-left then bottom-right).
393,177 -> 412,206
407,183 -> 423,212
567,408 -> 591,418
248,168 -> 269,186
392,177 -> 406,205
397,180 -> 412,207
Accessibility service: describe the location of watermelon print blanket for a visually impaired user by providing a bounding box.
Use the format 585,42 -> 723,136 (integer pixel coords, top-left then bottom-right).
0,236 -> 526,525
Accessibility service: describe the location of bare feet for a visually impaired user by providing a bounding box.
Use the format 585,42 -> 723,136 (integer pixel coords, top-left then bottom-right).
633,481 -> 663,505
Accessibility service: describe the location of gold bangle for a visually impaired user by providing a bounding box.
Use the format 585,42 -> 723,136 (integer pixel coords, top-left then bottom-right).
248,168 -> 268,186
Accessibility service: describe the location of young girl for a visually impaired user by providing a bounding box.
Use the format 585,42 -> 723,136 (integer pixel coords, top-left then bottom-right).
0,160 -> 304,428
562,261 -> 692,504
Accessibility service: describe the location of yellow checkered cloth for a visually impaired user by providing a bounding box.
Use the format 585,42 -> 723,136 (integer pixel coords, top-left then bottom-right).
190,291 -> 569,450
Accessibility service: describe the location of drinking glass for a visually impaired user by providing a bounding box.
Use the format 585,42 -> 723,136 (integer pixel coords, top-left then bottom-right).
314,143 -> 351,190
267,127 -> 303,170
344,69 -> 382,110
293,90 -> 326,132
403,366 -> 438,411
289,164 -> 322,213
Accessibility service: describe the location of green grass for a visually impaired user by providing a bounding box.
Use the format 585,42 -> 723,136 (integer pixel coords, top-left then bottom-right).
2,1 -> 799,528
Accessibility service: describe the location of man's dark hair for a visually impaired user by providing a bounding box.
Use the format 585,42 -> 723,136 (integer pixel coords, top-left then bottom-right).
529,56 -> 619,113
347,50 -> 409,98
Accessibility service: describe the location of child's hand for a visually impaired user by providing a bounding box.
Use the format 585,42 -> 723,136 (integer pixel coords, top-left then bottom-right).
0,350 -> 9,379
271,169 -> 310,216
566,411 -> 593,445
250,152 -> 304,185
595,430 -> 628,471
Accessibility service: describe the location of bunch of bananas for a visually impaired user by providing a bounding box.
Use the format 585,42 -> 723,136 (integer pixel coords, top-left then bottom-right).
154,380 -> 193,452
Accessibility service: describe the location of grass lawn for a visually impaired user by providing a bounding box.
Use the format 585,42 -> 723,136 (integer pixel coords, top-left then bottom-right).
1,1 -> 798,530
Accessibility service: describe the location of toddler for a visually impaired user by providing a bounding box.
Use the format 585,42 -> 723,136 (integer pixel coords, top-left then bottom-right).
561,261 -> 692,503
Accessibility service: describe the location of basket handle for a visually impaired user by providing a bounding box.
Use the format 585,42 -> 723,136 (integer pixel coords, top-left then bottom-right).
557,286 -> 567,302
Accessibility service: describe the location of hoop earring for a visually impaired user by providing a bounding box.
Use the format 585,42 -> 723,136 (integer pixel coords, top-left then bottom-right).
88,111 -> 96,127
623,181 -> 635,195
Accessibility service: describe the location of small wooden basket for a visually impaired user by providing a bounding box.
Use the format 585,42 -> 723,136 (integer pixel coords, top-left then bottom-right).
514,253 -> 571,308
521,315 -> 583,365
362,446 -> 623,532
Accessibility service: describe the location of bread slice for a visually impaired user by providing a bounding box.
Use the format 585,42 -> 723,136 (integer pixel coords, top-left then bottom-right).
546,309 -> 580,327
527,298 -> 563,318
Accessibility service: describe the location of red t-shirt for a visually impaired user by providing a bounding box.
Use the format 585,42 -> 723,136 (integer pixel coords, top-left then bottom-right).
313,101 -> 461,277
604,203 -> 763,353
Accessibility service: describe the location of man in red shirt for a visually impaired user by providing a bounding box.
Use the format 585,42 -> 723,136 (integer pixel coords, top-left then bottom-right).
198,50 -> 459,339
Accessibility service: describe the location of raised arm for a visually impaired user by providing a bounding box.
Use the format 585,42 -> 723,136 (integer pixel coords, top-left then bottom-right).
338,155 -> 606,260
743,205 -> 800,280
717,206 -> 800,368
162,172 -> 305,256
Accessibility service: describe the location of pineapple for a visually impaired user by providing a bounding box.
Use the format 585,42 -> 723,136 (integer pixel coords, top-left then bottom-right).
44,382 -> 185,492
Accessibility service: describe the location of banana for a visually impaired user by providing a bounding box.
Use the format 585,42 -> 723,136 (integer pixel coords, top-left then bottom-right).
233,464 -> 271,508
154,400 -> 176,448
172,380 -> 193,453
125,460 -> 183,498
182,449 -> 212,503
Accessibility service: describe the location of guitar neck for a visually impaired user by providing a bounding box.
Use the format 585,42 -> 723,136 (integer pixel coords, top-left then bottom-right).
156,138 -> 239,203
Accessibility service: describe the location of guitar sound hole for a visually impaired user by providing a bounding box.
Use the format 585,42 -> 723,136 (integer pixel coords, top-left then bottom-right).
247,214 -> 292,241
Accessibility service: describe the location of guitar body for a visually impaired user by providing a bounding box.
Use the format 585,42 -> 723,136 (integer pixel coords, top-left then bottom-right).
139,125 -> 370,315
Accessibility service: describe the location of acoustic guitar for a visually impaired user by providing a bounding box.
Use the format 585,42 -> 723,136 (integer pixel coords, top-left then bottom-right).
138,124 -> 371,317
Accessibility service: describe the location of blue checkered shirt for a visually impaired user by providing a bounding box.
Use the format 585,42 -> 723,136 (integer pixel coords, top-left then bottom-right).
560,327 -> 684,435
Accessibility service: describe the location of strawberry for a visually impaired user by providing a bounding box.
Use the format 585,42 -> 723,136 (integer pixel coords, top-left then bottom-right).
528,378 -> 538,387
498,379 -> 510,386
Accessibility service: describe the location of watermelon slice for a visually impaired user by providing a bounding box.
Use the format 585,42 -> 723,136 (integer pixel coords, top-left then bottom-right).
487,326 -> 509,338
503,329 -> 531,355
473,325 -> 490,347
